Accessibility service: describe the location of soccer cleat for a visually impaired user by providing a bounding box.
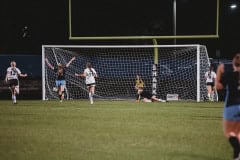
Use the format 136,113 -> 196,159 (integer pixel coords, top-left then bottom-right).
59,100 -> 63,103
158,99 -> 166,102
234,153 -> 240,160
53,87 -> 58,92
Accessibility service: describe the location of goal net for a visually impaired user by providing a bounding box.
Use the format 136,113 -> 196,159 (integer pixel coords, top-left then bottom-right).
42,45 -> 211,102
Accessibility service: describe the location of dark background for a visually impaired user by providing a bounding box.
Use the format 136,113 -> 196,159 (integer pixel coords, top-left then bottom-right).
71,0 -> 216,36
0,0 -> 240,58
1,0 -> 239,100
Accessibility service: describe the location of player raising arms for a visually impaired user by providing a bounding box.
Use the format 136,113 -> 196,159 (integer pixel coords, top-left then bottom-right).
45,57 -> 75,102
205,65 -> 216,101
216,53 -> 240,160
135,75 -> 144,102
5,61 -> 27,104
75,62 -> 98,104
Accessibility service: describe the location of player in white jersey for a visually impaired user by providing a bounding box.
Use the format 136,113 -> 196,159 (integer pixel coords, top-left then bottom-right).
5,61 -> 27,104
75,62 -> 98,104
205,65 -> 216,101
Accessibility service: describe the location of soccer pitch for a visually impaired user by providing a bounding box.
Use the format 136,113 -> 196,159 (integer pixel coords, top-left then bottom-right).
0,100 -> 230,160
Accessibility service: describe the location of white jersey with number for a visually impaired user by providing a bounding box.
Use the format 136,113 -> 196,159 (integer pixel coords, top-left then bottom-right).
84,68 -> 97,84
205,71 -> 216,83
6,67 -> 21,80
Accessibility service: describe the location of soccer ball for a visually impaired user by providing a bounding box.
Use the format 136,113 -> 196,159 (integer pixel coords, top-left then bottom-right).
53,87 -> 58,92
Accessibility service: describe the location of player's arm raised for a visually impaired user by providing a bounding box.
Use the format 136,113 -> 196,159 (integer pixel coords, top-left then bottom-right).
45,58 -> 54,70
66,57 -> 76,68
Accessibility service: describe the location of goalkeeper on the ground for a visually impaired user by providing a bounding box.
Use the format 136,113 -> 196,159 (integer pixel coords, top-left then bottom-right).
135,75 -> 144,102
140,90 -> 166,103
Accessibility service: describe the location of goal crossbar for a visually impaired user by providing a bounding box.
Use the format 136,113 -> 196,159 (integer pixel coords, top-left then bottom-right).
42,44 -> 210,102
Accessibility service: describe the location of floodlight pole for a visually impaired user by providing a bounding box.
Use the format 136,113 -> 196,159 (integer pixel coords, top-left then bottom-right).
173,0 -> 177,45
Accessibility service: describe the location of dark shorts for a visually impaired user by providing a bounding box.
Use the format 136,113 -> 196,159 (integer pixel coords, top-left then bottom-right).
224,105 -> 240,121
140,91 -> 152,99
206,82 -> 214,87
87,83 -> 96,87
8,79 -> 19,87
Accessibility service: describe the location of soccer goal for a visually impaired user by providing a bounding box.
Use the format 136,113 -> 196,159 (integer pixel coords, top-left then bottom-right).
42,45 -> 211,102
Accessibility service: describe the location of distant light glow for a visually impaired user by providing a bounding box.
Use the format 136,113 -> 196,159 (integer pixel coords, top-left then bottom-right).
230,4 -> 237,9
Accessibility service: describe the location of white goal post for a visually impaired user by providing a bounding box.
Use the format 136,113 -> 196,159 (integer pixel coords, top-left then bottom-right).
42,44 -> 212,102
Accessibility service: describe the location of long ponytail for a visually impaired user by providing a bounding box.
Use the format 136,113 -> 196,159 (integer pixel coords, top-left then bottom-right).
87,62 -> 96,76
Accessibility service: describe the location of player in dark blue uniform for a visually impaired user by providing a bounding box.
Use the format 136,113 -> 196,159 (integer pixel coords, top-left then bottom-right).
45,57 -> 75,102
216,53 -> 240,160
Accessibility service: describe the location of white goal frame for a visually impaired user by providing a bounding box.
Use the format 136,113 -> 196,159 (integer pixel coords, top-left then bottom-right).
42,44 -> 210,102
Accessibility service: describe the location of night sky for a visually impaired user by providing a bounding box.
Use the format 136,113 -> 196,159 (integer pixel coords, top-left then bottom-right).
1,0 -> 240,59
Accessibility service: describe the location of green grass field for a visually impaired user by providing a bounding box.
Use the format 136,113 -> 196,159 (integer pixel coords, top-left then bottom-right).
0,100 -> 231,160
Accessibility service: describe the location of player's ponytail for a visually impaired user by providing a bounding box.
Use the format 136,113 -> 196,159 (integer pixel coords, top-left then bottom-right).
233,53 -> 240,67
87,62 -> 95,76
208,65 -> 213,77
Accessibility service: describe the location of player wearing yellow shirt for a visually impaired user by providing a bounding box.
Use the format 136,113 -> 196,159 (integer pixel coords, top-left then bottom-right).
135,75 -> 144,102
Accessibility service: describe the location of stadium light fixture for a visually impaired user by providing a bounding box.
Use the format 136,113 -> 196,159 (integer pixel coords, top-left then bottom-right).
230,4 -> 237,9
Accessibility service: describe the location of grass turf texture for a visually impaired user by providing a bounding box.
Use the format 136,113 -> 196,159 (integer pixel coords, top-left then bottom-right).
0,100 -> 230,160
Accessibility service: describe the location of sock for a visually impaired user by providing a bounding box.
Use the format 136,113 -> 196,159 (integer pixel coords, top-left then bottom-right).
208,93 -> 210,98
59,94 -> 62,100
229,136 -> 240,158
89,92 -> 93,104
136,94 -> 140,100
12,95 -> 16,103
211,93 -> 214,98
61,91 -> 65,100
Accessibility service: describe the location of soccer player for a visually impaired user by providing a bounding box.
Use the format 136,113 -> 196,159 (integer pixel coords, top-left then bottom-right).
135,75 -> 144,102
5,61 -> 27,104
139,90 -> 166,103
205,65 -> 216,101
45,57 -> 75,102
75,62 -> 98,104
216,53 -> 240,160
